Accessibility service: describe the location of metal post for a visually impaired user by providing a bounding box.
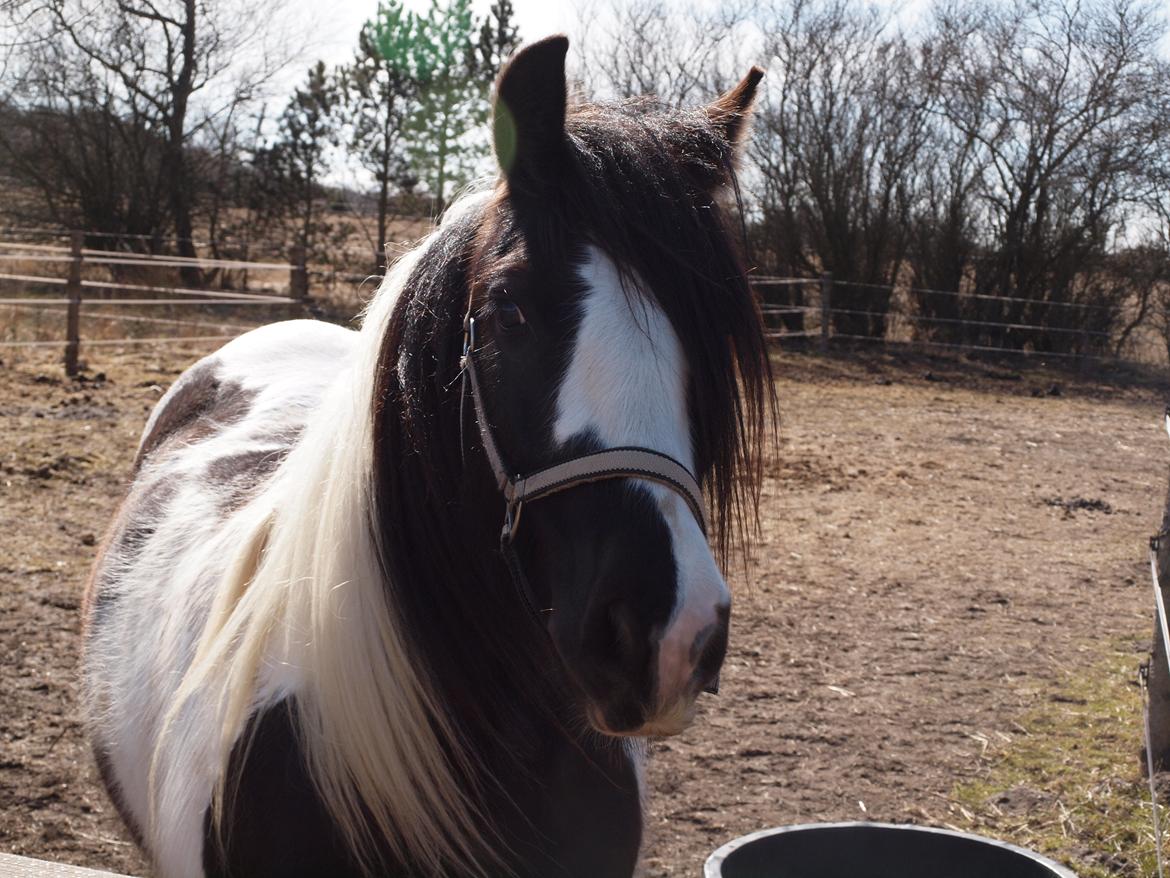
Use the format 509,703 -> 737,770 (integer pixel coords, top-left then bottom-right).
1078,322 -> 1092,375
1148,461 -> 1170,774
819,272 -> 832,353
63,231 -> 83,377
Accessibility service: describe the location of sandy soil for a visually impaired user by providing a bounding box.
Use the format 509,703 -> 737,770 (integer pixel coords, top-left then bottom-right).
0,342 -> 1165,877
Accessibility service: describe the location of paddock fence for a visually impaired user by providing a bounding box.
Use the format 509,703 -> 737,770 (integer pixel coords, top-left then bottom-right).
0,230 -> 316,375
3,231 -> 1165,376
755,273 -> 1167,368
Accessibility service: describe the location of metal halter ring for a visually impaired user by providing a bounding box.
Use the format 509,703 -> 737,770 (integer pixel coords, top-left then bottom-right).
503,498 -> 524,542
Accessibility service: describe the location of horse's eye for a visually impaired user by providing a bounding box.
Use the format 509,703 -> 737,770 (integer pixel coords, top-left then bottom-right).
495,299 -> 526,330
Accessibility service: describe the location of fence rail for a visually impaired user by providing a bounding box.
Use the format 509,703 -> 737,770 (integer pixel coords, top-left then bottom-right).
752,273 -> 1152,365
2,239 -> 1160,374
0,231 -> 309,374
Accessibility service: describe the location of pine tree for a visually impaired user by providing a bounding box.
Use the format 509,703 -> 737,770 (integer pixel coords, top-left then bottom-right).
409,0 -> 488,214
475,0 -> 521,78
274,61 -> 339,258
347,1 -> 423,270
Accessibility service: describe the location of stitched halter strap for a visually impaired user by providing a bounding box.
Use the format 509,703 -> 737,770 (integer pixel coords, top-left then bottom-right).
460,314 -> 708,617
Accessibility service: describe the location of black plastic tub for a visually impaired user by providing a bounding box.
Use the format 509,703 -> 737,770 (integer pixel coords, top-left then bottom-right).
704,822 -> 1075,878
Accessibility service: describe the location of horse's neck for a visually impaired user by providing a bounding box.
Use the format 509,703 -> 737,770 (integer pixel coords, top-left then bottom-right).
460,669 -> 647,878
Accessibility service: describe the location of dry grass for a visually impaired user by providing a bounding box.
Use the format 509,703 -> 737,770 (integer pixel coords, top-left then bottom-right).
1,341 -> 1167,877
952,638 -> 1163,877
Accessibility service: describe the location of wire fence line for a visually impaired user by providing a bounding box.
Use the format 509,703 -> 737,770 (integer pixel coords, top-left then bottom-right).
4,302 -> 265,333
761,302 -> 1113,338
0,253 -> 295,274
0,297 -> 291,306
0,336 -> 244,349
753,274 -> 1117,312
72,280 -> 290,301
1,241 -> 1161,373
0,231 -> 309,374
832,277 -> 1117,311
0,231 -> 389,276
753,273 -> 1159,365
0,272 -> 67,286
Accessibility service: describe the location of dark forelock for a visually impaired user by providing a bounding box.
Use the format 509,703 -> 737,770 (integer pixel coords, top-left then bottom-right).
541,97 -> 778,564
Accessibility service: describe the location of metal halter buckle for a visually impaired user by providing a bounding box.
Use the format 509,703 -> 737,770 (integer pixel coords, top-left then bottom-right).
502,498 -> 524,543
462,313 -> 474,358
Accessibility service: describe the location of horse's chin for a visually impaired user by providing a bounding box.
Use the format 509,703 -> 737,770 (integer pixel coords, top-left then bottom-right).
586,697 -> 698,739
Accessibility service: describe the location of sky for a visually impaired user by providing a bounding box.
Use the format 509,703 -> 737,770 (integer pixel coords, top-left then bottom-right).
291,0 -> 585,75
278,0 -> 1169,191
288,0 -> 1170,72
275,0 -> 936,126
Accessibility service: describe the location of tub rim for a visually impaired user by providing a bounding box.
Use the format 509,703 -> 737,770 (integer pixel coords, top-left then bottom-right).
703,821 -> 1077,878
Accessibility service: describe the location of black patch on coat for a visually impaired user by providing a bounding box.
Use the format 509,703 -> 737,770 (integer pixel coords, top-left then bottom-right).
203,699 -> 643,878
135,357 -> 257,470
91,744 -> 146,850
206,445 -> 293,511
203,702 -> 358,878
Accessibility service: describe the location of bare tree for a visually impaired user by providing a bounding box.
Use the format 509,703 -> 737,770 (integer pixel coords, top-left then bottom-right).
1134,93 -> 1170,361
751,0 -> 932,338
0,38 -> 171,239
256,61 -> 339,263
574,0 -> 747,106
0,0 -> 291,271
932,0 -> 1169,354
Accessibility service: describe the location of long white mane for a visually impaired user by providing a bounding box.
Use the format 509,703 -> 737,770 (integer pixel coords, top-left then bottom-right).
151,193 -> 496,876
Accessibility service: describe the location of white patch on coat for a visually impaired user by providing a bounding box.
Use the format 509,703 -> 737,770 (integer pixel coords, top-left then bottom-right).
553,246 -> 730,729
84,320 -> 357,877
83,189 -> 493,878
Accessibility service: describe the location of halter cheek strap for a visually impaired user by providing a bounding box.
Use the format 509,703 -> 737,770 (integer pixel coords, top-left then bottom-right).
460,315 -> 708,617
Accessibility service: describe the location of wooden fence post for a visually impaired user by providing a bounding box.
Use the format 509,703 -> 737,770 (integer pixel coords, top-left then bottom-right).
819,272 -> 832,353
63,231 -> 83,377
289,244 -> 309,315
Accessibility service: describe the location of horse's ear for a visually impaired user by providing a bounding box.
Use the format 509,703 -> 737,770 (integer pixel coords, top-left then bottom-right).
706,67 -> 764,152
492,35 -> 570,195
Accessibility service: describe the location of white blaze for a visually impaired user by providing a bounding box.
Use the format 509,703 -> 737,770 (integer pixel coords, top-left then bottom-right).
553,246 -> 730,729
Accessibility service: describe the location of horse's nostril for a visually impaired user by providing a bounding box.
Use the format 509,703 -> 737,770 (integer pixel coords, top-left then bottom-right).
691,615 -> 729,695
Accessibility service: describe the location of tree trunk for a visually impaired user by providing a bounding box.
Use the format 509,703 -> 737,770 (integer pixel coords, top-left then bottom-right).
168,0 -> 202,286
376,97 -> 395,274
377,153 -> 390,274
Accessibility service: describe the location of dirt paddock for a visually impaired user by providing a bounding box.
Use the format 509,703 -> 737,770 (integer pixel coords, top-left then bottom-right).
1,341 -> 1165,876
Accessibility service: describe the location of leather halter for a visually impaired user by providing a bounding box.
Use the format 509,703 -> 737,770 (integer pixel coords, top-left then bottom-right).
460,313 -> 708,618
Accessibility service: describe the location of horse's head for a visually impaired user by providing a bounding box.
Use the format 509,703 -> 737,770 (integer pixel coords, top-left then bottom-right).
455,37 -> 772,737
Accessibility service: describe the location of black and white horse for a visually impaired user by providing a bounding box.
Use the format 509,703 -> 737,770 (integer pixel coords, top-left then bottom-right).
81,37 -> 773,877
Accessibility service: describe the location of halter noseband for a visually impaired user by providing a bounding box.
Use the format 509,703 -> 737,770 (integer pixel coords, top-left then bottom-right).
460,313 -> 708,619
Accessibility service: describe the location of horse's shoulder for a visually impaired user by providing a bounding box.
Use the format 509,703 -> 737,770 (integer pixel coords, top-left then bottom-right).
134,356 -> 230,468
136,321 -> 355,469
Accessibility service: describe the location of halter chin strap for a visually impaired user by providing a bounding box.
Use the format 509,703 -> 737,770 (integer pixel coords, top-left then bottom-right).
460,314 -> 708,617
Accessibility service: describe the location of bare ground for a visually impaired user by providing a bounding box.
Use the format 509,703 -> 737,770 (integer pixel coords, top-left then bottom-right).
0,342 -> 1165,876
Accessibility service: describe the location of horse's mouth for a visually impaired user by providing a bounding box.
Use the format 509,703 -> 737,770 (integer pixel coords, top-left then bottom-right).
585,694 -> 699,739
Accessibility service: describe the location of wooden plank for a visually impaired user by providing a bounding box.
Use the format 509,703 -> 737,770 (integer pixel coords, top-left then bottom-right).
0,853 -> 134,877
